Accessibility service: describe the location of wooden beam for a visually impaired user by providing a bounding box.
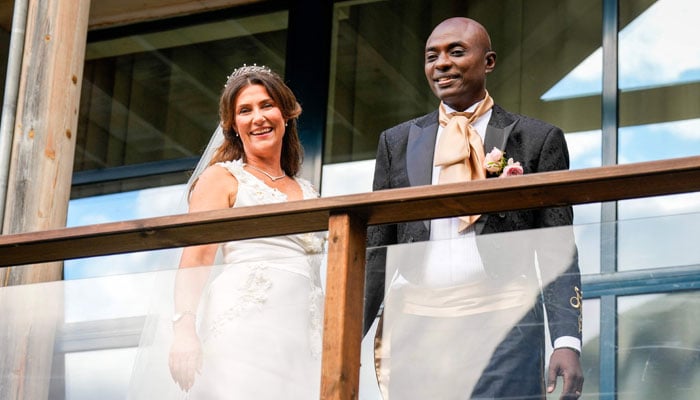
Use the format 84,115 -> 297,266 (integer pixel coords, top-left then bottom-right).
1,0 -> 91,280
87,0 -> 258,29
1,1 -> 90,397
1,155 -> 700,267
321,212 -> 367,400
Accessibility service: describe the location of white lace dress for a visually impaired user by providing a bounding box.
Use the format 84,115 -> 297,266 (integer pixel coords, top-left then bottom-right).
185,160 -> 325,399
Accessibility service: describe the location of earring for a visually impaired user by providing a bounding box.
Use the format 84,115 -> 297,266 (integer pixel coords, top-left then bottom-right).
285,121 -> 288,127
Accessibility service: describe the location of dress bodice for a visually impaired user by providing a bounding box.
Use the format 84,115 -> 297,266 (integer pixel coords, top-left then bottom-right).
214,160 -> 325,276
127,160 -> 325,400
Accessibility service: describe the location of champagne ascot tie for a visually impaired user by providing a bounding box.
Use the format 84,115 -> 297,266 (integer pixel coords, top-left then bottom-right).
434,92 -> 494,232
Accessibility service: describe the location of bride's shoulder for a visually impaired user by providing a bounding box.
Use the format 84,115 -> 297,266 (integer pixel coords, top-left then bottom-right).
196,163 -> 238,187
214,159 -> 245,174
188,163 -> 238,207
203,161 -> 238,177
295,176 -> 320,199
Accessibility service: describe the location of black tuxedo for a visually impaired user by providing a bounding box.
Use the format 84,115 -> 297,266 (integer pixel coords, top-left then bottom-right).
364,104 -> 582,398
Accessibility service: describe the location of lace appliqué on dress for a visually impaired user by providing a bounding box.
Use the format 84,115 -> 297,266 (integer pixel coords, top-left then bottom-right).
298,231 -> 326,358
307,251 -> 325,359
216,160 -> 288,204
211,160 -> 326,356
205,263 -> 272,341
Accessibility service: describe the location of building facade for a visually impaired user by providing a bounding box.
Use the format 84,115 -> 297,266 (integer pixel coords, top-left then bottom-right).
1,0 -> 699,398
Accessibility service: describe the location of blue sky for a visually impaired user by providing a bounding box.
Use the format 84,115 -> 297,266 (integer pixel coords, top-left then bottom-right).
542,0 -> 700,100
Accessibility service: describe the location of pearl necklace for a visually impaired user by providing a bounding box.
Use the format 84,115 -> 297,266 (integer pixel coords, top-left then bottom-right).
245,163 -> 286,181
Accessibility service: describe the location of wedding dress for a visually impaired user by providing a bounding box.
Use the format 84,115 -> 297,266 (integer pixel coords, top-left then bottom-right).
128,159 -> 325,399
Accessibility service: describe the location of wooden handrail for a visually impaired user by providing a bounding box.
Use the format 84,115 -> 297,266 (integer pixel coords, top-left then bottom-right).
2,155 -> 700,400
2,155 -> 700,267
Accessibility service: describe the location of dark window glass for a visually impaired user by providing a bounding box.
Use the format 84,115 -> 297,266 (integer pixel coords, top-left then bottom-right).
74,10 -> 289,198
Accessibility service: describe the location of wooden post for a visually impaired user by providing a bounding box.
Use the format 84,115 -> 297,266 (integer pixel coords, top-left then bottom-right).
321,212 -> 368,399
1,0 -> 90,280
0,1 -> 90,399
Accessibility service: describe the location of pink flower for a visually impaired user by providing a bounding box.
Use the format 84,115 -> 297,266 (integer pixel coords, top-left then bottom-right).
501,158 -> 524,177
483,147 -> 524,177
484,147 -> 506,174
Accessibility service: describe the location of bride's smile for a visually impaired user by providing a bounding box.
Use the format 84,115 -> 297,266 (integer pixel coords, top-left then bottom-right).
234,84 -> 286,159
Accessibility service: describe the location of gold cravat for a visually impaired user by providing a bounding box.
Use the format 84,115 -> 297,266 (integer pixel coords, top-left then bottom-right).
434,92 -> 494,232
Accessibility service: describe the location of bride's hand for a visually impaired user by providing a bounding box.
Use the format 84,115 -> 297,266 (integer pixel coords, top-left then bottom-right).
168,323 -> 203,392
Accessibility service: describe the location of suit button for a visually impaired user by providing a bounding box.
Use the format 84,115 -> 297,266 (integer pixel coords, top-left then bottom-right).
498,212 -> 506,218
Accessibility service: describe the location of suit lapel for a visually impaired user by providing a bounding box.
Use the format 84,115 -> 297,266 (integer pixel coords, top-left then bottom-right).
407,111 -> 438,187
484,124 -> 510,154
407,111 -> 438,232
476,106 -> 518,234
483,105 -> 517,153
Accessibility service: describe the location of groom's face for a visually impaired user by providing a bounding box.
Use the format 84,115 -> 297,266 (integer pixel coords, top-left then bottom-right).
424,18 -> 496,111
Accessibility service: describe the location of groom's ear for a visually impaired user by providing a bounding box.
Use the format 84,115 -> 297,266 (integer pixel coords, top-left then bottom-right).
485,51 -> 496,73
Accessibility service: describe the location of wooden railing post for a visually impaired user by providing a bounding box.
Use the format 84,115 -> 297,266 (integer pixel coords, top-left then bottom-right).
321,212 -> 368,400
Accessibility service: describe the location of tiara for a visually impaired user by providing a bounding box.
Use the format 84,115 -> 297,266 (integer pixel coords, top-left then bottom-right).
225,63 -> 273,86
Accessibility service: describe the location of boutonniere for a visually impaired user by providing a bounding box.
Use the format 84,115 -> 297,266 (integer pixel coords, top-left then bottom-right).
484,147 -> 524,177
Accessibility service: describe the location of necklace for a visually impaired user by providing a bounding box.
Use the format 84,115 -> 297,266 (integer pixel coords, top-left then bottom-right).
245,163 -> 286,181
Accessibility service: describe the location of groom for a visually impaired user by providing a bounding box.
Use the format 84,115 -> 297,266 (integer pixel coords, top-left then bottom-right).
364,17 -> 583,399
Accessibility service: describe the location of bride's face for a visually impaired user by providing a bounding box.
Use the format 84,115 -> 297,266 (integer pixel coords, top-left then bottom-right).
233,84 -> 286,160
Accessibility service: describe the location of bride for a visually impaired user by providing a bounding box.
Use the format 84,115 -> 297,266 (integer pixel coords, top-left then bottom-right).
134,64 -> 325,399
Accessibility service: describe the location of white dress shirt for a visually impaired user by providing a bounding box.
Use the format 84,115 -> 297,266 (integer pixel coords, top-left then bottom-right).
421,101 -> 581,352
421,101 -> 492,287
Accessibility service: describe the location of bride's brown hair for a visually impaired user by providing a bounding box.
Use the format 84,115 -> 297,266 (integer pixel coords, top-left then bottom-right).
208,65 -> 303,177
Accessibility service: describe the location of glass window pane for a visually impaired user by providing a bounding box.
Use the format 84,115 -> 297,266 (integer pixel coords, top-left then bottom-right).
576,298 -> 601,398
617,209 -> 700,271
65,184 -> 186,279
66,348 -> 137,400
618,0 -> 700,163
366,225 -> 584,398
618,2 -> 700,277
327,0 -> 603,163
618,0 -> 700,278
75,10 -> 289,197
618,292 -> 700,400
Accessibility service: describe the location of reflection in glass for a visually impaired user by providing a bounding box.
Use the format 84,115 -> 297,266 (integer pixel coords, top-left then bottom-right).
579,298 -> 602,399
66,348 -> 137,400
543,0 -> 700,100
617,212 -> 700,271
619,119 -> 700,164
76,11 -> 289,197
65,184 -> 186,279
618,292 -> 700,400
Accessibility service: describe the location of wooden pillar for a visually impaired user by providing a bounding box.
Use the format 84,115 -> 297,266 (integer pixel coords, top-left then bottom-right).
0,1 -> 90,399
1,0 -> 90,283
321,212 -> 368,399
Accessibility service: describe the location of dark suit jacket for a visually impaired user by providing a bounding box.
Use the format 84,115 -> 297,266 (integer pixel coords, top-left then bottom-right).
364,104 -> 582,345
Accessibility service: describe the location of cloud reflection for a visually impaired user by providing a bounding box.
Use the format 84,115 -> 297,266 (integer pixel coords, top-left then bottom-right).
543,0 -> 700,100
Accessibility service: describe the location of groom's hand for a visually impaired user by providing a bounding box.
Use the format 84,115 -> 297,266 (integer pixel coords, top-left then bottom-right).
547,347 -> 583,399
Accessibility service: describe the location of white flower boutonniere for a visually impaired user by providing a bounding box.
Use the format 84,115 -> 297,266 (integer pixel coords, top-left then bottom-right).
484,147 -> 524,177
